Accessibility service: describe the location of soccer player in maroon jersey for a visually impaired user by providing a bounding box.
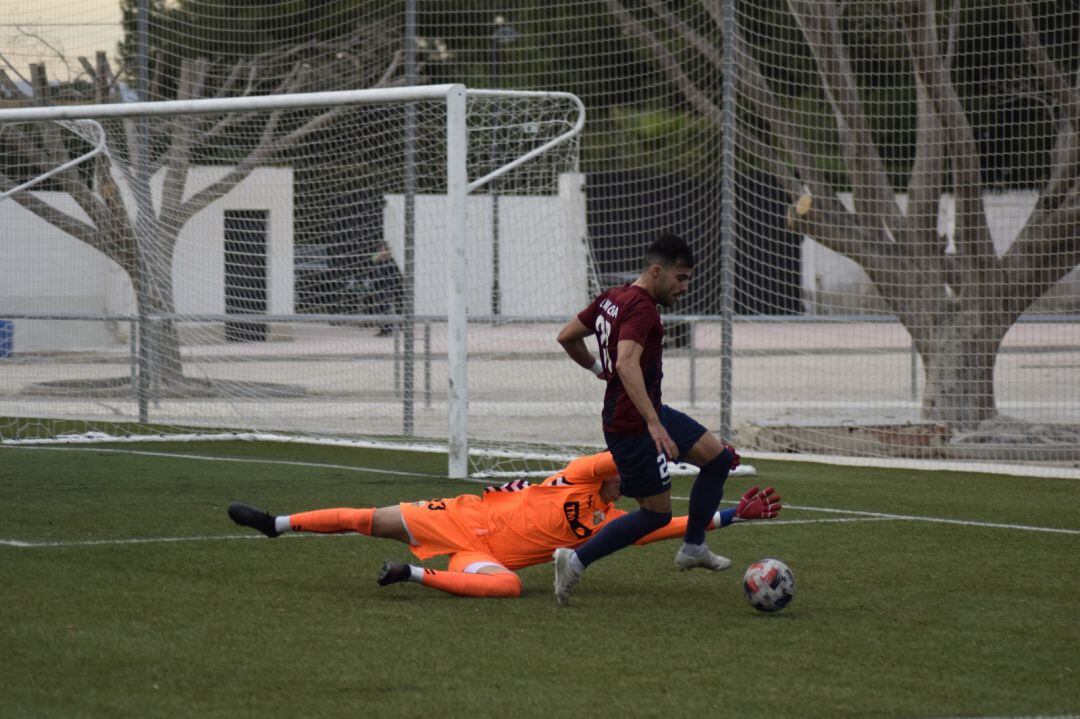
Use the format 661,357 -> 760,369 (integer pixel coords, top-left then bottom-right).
553,233 -> 739,604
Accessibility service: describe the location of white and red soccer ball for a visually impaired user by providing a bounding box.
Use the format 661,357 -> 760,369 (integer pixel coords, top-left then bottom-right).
742,557 -> 796,612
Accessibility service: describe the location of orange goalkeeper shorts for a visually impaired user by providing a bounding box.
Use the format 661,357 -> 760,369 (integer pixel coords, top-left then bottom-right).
398,494 -> 492,561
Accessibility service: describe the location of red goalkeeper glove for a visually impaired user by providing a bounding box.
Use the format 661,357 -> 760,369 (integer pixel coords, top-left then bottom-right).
735,485 -> 781,520
723,442 -> 741,470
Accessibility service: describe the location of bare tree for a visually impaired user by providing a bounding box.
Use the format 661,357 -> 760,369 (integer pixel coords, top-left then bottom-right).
607,0 -> 1080,430
0,25 -> 419,391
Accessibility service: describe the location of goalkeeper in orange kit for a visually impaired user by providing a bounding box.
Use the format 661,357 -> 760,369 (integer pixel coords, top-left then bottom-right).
227,451 -> 781,599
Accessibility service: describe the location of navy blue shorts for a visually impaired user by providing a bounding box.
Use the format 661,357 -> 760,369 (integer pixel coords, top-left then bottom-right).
604,405 -> 709,499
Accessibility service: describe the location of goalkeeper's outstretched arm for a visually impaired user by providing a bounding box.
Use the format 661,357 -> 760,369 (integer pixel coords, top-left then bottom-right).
634,485 -> 782,546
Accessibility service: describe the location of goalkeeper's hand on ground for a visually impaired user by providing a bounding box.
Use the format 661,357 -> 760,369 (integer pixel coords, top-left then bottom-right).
735,485 -> 781,520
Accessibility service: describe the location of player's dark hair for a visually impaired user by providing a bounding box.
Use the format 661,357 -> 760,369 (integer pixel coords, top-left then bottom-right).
644,233 -> 694,269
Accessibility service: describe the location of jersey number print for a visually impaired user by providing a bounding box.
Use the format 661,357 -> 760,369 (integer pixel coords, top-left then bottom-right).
594,315 -> 612,373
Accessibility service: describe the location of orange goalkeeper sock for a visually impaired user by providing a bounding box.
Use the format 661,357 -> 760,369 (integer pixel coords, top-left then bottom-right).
286,508 -> 373,535
416,568 -> 522,598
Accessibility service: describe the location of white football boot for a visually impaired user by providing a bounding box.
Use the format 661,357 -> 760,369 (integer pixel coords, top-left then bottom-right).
673,544 -> 732,572
552,547 -> 581,605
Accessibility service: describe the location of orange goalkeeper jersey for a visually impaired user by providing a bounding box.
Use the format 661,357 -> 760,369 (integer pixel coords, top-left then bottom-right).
479,452 -> 692,570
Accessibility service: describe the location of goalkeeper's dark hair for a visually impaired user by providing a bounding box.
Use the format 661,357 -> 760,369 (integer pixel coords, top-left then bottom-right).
644,233 -> 694,269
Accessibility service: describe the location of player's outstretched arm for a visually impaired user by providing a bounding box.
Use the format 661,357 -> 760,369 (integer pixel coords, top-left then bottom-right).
634,514 -> 694,545
559,451 -> 618,485
632,486 -> 782,546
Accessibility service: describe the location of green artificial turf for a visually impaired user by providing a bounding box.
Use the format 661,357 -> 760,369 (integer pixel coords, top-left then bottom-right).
1,441 -> 1077,718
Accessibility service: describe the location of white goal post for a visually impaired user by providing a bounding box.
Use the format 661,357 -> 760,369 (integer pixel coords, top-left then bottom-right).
0,84 -> 585,478
0,120 -> 108,201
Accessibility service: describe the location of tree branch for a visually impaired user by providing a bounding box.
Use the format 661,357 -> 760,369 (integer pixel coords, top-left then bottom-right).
736,47 -> 841,206
375,49 -> 404,88
788,0 -> 904,235
1009,0 -> 1080,220
1010,0 -> 1080,129
605,0 -> 723,127
901,8 -> 950,282
0,173 -> 98,246
4,118 -> 115,242
898,0 -> 994,270
159,58 -> 208,227
737,54 -> 912,288
645,0 -> 723,72
1002,194 -> 1080,308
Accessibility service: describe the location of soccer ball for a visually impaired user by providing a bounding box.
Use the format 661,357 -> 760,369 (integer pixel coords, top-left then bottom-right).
742,558 -> 796,613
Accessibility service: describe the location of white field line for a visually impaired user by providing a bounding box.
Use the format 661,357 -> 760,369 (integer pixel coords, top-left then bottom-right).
0,532 -> 350,549
936,715 -> 1080,719
0,444 -> 439,479
775,501 -> 1080,535
5,445 -> 1079,543
0,534 -> 261,548
676,496 -> 1080,536
752,516 -> 897,527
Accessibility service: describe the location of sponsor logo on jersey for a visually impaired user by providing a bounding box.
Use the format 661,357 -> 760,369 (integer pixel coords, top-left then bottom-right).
562,501 -> 593,539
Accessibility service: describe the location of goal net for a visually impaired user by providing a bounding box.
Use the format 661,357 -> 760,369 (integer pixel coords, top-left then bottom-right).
5,1 -> 1080,476
0,86 -> 598,476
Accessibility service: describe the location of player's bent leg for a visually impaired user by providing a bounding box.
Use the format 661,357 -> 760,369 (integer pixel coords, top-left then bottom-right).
379,552 -> 522,598
678,432 -> 735,570
572,496 -> 673,570
233,504 -> 411,543
285,506 -> 410,542
287,507 -> 375,534
370,506 -> 411,542
684,433 -> 733,545
552,434 -> 675,605
420,568 -> 522,598
637,491 -> 673,514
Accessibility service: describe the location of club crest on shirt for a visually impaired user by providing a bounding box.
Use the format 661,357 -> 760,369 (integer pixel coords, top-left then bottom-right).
592,510 -> 606,526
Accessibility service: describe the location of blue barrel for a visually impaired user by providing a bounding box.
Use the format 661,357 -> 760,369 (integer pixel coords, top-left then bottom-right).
0,320 -> 12,358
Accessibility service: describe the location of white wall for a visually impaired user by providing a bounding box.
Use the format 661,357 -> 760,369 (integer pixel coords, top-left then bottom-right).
383,172 -> 589,317
0,192 -> 132,350
163,167 -> 294,317
0,167 -> 293,351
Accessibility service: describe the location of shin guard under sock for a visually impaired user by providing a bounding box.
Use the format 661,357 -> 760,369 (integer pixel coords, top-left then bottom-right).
418,569 -> 522,598
287,507 -> 374,534
685,449 -> 733,545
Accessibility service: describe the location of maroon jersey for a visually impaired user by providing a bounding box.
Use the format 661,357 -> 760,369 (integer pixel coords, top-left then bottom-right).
577,284 -> 664,435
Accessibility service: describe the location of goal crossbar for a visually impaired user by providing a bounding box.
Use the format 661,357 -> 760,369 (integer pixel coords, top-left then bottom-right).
0,85 -> 469,122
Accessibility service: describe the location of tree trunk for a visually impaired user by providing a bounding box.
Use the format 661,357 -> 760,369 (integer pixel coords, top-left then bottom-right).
144,296 -> 184,387
914,307 -> 1008,430
132,227 -> 184,388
